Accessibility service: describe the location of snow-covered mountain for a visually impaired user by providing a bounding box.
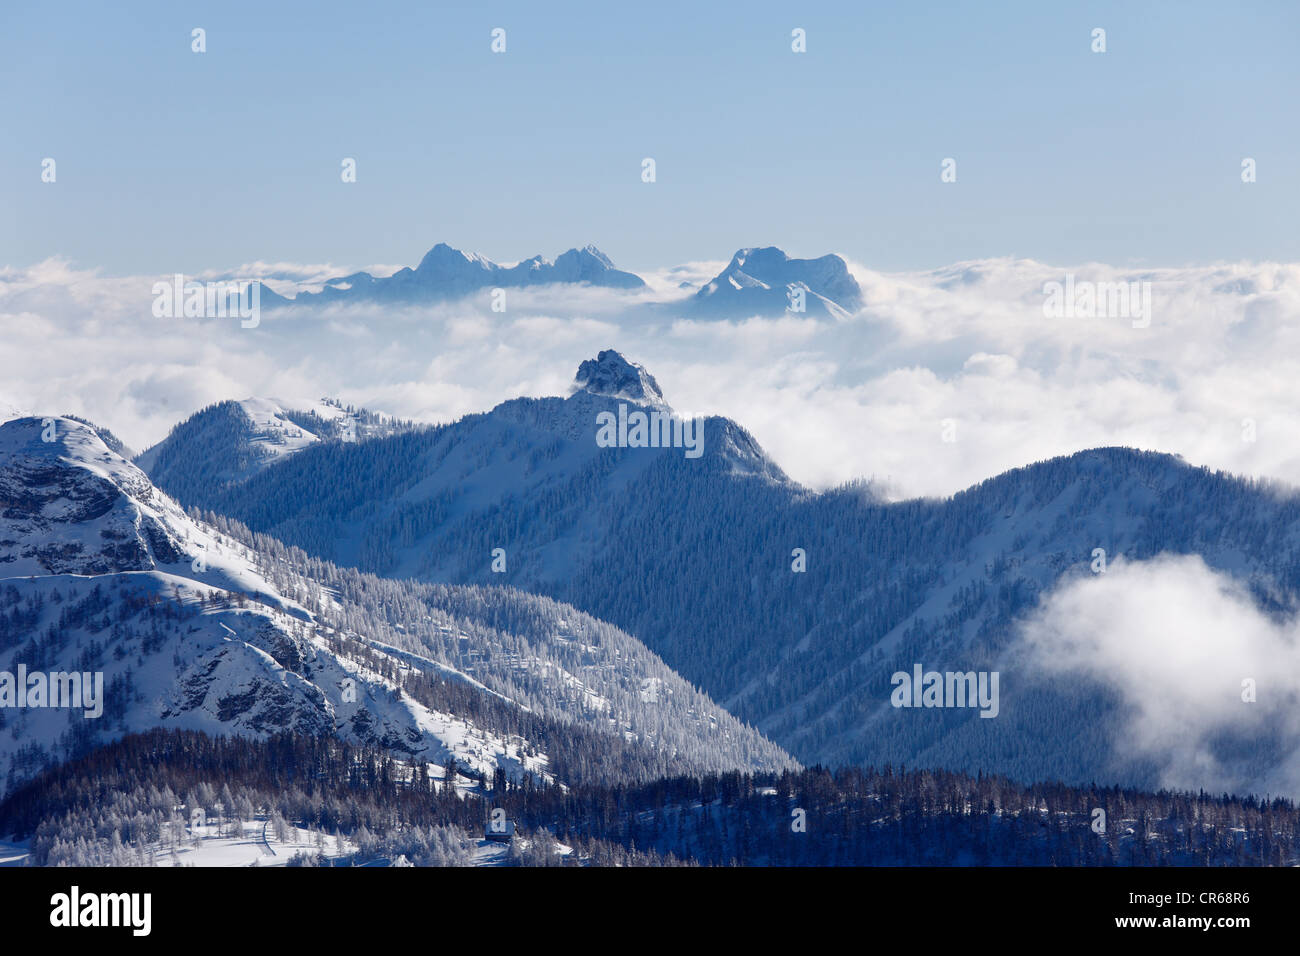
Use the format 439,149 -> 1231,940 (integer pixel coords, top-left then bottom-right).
151,351 -> 787,576
686,247 -> 863,318
278,243 -> 645,307
0,416 -> 794,795
247,240 -> 863,317
140,351 -> 1300,794
135,397 -> 408,503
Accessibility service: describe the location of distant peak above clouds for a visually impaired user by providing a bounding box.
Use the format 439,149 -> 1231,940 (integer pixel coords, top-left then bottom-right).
571,349 -> 666,406
688,246 -> 864,318
414,242 -> 498,278
260,240 -> 867,317
280,242 -> 646,307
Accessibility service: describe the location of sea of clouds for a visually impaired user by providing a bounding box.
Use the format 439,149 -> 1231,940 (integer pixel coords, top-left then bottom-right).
2,254 -> 1299,500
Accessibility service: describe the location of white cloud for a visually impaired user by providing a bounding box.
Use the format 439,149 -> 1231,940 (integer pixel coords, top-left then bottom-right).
3,254 -> 1300,500
1017,555 -> 1300,797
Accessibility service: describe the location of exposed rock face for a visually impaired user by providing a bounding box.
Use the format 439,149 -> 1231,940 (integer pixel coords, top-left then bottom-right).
0,417 -> 183,576
572,349 -> 665,405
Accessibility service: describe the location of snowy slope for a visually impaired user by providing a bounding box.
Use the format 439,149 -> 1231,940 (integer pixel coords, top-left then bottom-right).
231,397 -> 325,461
0,416 -> 793,794
134,396 -> 405,503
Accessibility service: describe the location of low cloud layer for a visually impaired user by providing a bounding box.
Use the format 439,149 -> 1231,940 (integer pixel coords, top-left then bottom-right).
1018,555 -> 1300,797
2,254 -> 1299,500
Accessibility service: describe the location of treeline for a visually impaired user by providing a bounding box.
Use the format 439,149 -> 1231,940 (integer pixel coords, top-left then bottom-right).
0,729 -> 678,867
3,729 -> 1296,867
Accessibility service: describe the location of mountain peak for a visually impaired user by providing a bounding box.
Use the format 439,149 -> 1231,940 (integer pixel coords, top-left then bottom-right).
728,246 -> 790,269
690,245 -> 863,317
415,243 -> 496,276
572,350 -> 665,405
550,246 -> 644,288
577,244 -> 614,266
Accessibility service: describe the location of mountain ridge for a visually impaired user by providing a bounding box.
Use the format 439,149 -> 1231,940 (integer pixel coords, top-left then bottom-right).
131,351 -> 1300,796
277,243 -> 646,307
254,241 -> 865,317
0,414 -> 795,795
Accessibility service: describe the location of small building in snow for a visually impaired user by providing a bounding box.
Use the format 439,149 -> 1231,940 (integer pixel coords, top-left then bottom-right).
485,820 -> 515,842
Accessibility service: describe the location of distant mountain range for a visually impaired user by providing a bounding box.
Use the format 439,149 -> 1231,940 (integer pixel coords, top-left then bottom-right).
264,242 -> 865,318
131,349 -> 1300,796
274,244 -> 644,309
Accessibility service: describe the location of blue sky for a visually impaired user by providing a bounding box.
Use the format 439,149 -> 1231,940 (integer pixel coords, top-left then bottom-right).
3,0 -> 1297,274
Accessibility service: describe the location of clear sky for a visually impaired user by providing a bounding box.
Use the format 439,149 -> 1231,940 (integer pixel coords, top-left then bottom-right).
3,0 -> 1297,275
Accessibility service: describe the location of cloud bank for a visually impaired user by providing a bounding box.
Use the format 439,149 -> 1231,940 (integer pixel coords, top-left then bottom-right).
2,254 -> 1299,500
1018,555 -> 1300,797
